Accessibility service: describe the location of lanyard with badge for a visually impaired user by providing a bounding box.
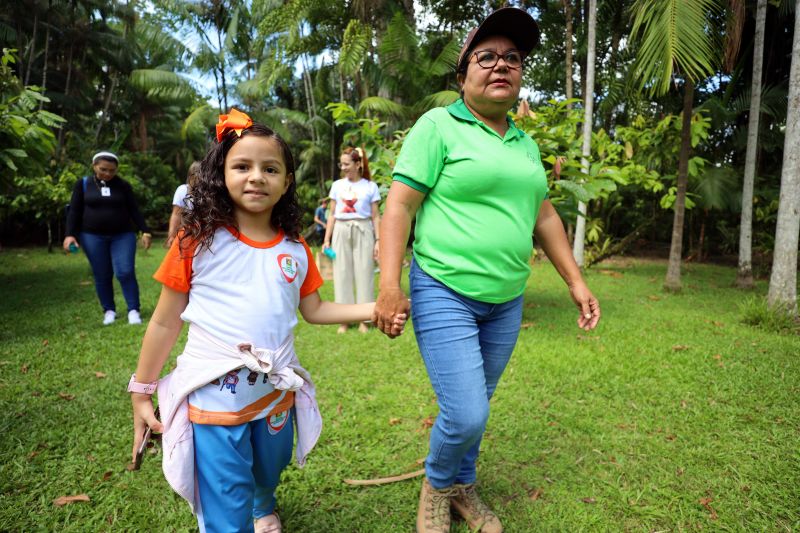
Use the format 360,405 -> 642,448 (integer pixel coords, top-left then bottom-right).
95,177 -> 111,197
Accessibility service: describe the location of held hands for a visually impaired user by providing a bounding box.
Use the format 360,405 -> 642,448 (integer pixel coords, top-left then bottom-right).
130,393 -> 163,464
569,281 -> 601,331
373,287 -> 411,339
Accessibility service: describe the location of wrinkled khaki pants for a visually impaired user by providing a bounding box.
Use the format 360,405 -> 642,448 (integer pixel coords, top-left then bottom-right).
331,218 -> 375,304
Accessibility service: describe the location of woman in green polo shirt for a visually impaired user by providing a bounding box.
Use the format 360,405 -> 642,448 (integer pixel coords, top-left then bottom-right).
372,7 -> 601,533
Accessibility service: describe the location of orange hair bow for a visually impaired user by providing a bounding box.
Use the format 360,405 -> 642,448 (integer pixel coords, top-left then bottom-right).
215,108 -> 253,142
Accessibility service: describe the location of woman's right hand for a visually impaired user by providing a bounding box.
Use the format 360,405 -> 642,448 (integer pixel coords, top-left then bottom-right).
131,393 -> 163,463
322,240 -> 330,250
62,236 -> 78,252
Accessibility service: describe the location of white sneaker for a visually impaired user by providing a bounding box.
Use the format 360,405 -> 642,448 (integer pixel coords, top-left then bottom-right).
103,310 -> 116,325
128,310 -> 142,325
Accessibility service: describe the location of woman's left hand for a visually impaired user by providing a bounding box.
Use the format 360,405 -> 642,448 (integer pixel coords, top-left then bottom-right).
373,240 -> 380,261
569,281 -> 600,331
141,233 -> 152,250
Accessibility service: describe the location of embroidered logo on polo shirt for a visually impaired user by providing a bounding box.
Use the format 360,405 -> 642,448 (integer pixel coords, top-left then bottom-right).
277,254 -> 298,283
267,410 -> 289,434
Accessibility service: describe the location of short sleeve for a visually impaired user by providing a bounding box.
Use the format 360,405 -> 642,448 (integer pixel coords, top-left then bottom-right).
153,234 -> 196,292
369,181 -> 381,203
328,180 -> 340,202
172,185 -> 187,208
299,238 -> 324,298
392,115 -> 445,193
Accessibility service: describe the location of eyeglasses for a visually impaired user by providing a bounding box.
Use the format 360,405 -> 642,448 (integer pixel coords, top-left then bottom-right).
472,49 -> 524,70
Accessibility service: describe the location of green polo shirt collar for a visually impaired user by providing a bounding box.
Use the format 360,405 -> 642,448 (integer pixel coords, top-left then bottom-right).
445,99 -> 521,141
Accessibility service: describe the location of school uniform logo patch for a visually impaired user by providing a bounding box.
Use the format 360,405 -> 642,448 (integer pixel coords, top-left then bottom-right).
277,254 -> 298,283
267,410 -> 289,434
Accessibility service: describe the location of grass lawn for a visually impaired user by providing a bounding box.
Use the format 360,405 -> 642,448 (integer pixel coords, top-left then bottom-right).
0,242 -> 798,532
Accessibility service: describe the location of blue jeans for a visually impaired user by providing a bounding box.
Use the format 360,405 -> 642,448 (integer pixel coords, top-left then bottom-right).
409,261 -> 523,489
194,411 -> 294,533
79,231 -> 140,313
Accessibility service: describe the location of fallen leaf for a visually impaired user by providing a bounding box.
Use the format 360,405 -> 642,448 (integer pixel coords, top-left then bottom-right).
41,339 -> 49,346
520,322 -> 536,329
53,494 -> 90,506
681,400 -> 688,409
698,496 -> 718,520
336,403 -> 342,416
665,434 -> 677,441
672,345 -> 690,351
79,281 -> 92,286
712,321 -> 724,327
713,354 -> 722,360
388,418 -> 401,426
676,467 -> 685,476
27,450 -> 40,459
421,416 -> 434,429
540,401 -> 551,410
102,471 -> 113,481
597,269 -> 623,278
32,391 -> 41,397
21,364 -> 29,374
94,372 -> 107,379
647,295 -> 661,301
58,393 -> 75,401
581,497 -> 596,504
529,487 -> 543,501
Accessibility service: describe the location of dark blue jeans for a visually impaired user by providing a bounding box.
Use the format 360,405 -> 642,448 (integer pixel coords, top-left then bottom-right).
410,261 -> 523,489
79,231 -> 140,313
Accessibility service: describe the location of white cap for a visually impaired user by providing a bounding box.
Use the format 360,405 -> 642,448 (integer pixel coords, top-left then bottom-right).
92,151 -> 119,164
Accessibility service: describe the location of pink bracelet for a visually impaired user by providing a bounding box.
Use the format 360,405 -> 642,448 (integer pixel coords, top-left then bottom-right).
127,374 -> 158,395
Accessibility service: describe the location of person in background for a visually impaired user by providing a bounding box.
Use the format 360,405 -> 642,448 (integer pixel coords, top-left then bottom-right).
63,151 -> 152,326
313,197 -> 329,246
372,8 -> 601,533
322,146 -> 381,334
166,161 -> 201,249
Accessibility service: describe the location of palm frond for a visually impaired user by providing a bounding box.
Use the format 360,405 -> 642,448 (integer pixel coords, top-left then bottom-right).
339,19 -> 372,77
357,96 -> 407,119
181,105 -> 216,141
377,12 -> 418,74
428,37 -> 461,77
413,90 -> 460,114
630,0 -> 721,95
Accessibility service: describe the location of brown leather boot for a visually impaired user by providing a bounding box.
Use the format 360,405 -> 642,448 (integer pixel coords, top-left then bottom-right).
416,477 -> 459,533
451,483 -> 503,533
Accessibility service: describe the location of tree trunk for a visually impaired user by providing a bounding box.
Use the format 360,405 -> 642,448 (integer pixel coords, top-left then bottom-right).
94,75 -> 117,143
767,0 -> 800,316
572,0 -> 596,267
736,0 -> 767,289
39,22 -> 50,111
564,0 -> 574,108
664,78 -> 695,292
56,43 -> 74,159
25,12 -> 38,86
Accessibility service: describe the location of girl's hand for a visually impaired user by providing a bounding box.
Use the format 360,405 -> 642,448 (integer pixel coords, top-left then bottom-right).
131,393 -> 163,464
389,312 -> 407,336
141,233 -> 152,250
373,239 -> 380,261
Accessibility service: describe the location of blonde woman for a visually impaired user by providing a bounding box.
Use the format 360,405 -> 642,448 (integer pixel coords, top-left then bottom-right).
323,147 -> 381,333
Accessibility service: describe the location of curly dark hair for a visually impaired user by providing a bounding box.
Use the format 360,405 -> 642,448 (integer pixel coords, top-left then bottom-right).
179,124 -> 302,256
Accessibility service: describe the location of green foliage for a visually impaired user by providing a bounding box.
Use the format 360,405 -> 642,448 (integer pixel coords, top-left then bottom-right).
739,296 -> 800,334
119,153 -> 180,229
630,0 -> 722,95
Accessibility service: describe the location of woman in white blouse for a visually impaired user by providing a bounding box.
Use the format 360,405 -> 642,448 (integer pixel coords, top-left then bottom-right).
323,147 -> 381,333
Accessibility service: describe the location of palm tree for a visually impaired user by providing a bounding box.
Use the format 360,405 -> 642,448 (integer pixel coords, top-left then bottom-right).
767,0 -> 800,316
736,0 -> 768,289
572,0 -> 596,267
629,0 -> 721,291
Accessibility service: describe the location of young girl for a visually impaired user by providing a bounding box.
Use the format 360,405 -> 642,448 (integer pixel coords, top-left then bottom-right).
129,109 -> 405,533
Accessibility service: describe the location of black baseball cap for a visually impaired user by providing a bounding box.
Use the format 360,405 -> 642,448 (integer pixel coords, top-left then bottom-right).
457,7 -> 541,73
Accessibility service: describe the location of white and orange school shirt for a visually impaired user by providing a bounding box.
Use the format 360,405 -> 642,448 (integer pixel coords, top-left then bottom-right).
154,227 -> 323,426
